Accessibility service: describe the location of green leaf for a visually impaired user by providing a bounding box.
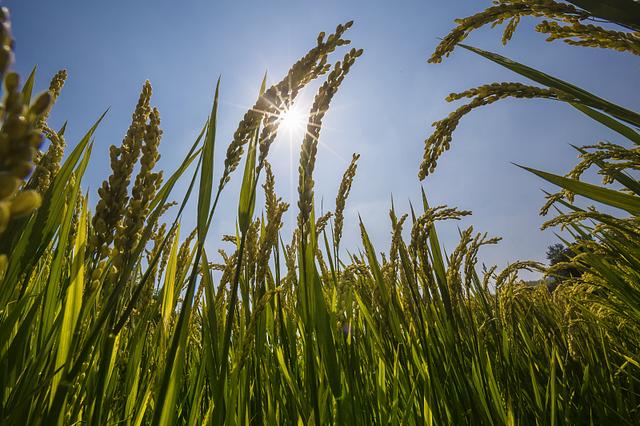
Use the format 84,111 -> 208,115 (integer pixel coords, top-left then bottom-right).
519,164 -> 640,215
304,232 -> 341,398
198,78 -> 220,242
200,249 -> 219,375
50,193 -> 88,404
0,109 -> 106,283
570,103 -> 640,145
40,144 -> 92,347
460,44 -> 640,128
359,217 -> 402,338
133,388 -> 153,426
21,66 -> 36,105
421,188 -> 453,318
58,121 -> 67,136
155,79 -> 222,423
150,141 -> 203,213
566,0 -> 640,31
238,132 -> 257,234
570,144 -> 640,196
161,223 -> 181,334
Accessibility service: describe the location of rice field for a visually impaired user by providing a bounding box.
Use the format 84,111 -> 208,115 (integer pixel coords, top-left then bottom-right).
1,1 -> 639,424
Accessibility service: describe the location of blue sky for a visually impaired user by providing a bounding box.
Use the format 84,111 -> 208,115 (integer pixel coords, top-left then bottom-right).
8,0 -> 639,277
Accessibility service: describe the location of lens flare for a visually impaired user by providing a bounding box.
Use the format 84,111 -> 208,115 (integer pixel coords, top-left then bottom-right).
278,105 -> 306,138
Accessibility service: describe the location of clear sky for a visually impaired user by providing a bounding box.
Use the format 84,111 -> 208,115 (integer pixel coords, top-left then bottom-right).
7,0 -> 639,277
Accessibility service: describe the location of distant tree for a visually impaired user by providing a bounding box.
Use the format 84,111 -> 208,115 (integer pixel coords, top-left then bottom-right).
546,243 -> 583,292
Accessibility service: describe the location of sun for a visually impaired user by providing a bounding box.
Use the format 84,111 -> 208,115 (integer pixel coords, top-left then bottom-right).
278,104 -> 306,139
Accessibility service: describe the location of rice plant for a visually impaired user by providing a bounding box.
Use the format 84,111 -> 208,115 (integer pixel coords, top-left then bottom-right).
0,1 -> 639,424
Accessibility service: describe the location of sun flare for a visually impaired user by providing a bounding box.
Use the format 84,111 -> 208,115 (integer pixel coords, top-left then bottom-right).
278,105 -> 306,138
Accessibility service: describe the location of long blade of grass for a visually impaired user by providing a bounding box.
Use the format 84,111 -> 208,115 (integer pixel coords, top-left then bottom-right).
198,78 -> 220,242
40,143 -> 92,350
161,223 -> 180,333
460,44 -> 640,128
50,193 -> 88,405
570,103 -> 640,145
566,0 -> 640,31
153,81 -> 220,426
519,164 -> 640,214
1,110 -> 106,290
21,66 -> 36,105
570,144 -> 640,196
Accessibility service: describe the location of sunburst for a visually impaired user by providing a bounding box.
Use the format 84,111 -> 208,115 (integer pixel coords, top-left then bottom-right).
277,103 -> 307,139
